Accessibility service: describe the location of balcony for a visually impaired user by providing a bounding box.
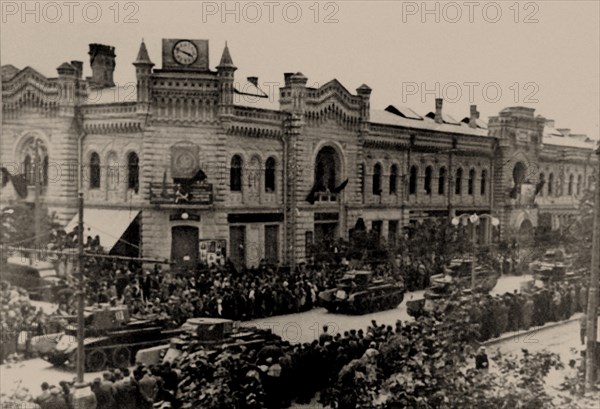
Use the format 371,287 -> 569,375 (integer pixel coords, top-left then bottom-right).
314,192 -> 338,203
149,183 -> 213,206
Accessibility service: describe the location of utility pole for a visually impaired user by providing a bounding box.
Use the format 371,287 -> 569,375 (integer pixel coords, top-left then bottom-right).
76,191 -> 85,383
585,146 -> 600,392
33,139 -> 42,251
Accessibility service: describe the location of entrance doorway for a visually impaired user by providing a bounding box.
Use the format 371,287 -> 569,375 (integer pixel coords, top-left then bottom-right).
171,226 -> 199,269
264,225 -> 279,264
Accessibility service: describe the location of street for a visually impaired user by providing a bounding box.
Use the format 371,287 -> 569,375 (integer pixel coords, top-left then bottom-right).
0,274 -> 544,399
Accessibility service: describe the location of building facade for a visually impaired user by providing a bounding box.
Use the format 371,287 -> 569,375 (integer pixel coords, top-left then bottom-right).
1,39 -> 597,268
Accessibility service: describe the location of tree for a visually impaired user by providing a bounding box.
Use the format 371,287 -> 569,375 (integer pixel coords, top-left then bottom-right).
0,203 -> 62,263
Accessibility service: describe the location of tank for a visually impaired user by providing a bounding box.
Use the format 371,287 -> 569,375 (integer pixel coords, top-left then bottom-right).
41,305 -> 183,372
407,259 -> 499,319
529,249 -> 569,282
318,270 -> 404,315
135,317 -> 278,366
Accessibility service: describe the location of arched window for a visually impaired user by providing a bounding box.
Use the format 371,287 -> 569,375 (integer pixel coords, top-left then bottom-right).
127,152 -> 139,193
424,166 -> 432,195
455,168 -> 463,195
23,155 -> 32,185
372,163 -> 382,195
577,174 -> 582,195
265,157 -> 276,192
548,173 -> 554,195
90,152 -> 101,189
538,173 -> 545,197
389,165 -> 398,194
230,155 -> 243,191
468,168 -> 475,195
42,156 -> 48,186
315,147 -> 338,191
480,170 -> 487,196
438,167 -> 446,195
568,174 -> 574,195
409,166 -> 418,195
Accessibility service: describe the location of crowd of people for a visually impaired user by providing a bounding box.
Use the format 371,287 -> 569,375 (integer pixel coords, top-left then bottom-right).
0,281 -> 46,361
468,278 -> 587,342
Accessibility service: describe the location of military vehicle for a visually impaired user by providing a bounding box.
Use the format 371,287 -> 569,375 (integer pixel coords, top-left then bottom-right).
135,317 -> 278,366
529,249 -> 570,283
318,270 -> 405,315
406,258 -> 499,318
42,305 -> 183,371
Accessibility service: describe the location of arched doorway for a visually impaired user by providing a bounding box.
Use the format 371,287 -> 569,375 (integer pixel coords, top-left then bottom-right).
518,219 -> 534,245
171,226 -> 199,269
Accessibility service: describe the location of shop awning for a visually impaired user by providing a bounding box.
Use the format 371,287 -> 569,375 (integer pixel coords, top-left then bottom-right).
65,209 -> 140,252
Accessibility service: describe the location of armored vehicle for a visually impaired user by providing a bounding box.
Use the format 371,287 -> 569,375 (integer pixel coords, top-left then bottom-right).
529,249 -> 570,282
135,317 -> 278,366
42,305 -> 183,371
406,259 -> 499,318
318,270 -> 404,315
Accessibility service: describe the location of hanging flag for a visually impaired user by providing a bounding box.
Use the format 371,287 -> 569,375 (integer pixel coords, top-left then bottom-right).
333,179 -> 349,193
534,180 -> 545,195
161,170 -> 168,198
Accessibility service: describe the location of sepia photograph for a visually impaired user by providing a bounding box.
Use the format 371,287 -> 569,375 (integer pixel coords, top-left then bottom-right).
1,1 -> 599,408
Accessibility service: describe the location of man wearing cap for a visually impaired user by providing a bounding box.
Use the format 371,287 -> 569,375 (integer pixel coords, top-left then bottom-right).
44,387 -> 68,409
93,372 -> 116,409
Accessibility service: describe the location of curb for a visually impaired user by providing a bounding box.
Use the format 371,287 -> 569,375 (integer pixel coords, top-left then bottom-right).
483,313 -> 583,346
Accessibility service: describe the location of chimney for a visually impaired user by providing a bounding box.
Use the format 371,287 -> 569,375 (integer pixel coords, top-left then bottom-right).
247,76 -> 258,87
469,104 -> 479,128
557,128 -> 570,137
434,98 -> 443,124
284,72 -> 294,86
88,43 -> 116,89
70,61 -> 83,78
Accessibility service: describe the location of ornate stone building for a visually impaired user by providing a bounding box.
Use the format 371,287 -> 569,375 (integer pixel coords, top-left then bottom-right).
1,39 -> 597,268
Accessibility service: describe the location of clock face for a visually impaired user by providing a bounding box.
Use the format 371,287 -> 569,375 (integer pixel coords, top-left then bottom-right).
173,40 -> 198,66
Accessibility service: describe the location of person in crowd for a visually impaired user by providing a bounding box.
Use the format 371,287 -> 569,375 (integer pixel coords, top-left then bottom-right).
44,387 -> 68,409
475,346 -> 489,371
34,382 -> 51,408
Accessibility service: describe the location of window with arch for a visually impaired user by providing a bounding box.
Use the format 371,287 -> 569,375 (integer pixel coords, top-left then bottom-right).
480,170 -> 487,196
548,173 -> 554,195
424,166 -> 433,195
372,163 -> 382,195
389,164 -> 398,194
230,155 -> 243,191
89,152 -> 101,189
127,152 -> 139,193
468,168 -> 475,195
265,157 -> 276,192
438,167 -> 446,195
409,165 -> 418,195
455,168 -> 463,195
568,174 -> 574,195
577,174 -> 582,195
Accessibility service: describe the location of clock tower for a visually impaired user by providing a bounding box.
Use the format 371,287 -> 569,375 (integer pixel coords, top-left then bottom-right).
160,39 -> 209,71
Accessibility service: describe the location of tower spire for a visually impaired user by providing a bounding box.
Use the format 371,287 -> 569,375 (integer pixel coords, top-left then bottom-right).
218,41 -> 235,69
134,39 -> 153,66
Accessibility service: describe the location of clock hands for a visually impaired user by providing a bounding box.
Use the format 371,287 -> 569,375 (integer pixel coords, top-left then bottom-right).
178,49 -> 194,58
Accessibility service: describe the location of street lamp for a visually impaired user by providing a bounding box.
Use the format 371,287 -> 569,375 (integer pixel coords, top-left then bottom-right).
451,213 -> 500,289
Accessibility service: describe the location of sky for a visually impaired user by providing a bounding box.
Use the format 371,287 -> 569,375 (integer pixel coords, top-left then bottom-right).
1,0 -> 599,138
